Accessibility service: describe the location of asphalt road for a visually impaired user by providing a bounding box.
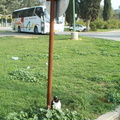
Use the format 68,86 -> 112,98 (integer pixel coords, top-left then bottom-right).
0,27 -> 120,41
80,30 -> 120,41
56,30 -> 120,41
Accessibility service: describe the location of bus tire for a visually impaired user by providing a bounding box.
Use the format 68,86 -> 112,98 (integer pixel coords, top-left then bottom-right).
34,26 -> 38,34
18,26 -> 21,33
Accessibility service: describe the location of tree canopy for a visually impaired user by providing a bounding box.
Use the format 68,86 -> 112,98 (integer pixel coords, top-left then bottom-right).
103,0 -> 112,21
79,0 -> 101,21
66,0 -> 79,24
78,0 -> 101,30
0,0 -> 42,15
66,0 -> 102,31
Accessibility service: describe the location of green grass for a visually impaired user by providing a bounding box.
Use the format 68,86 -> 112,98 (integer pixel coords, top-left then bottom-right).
0,35 -> 120,119
94,29 -> 120,32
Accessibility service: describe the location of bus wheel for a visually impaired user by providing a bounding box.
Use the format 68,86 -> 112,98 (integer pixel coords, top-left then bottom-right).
34,26 -> 38,34
18,26 -> 21,33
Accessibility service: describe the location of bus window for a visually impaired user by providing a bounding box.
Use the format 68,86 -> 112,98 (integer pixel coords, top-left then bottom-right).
44,10 -> 50,23
35,7 -> 43,17
26,8 -> 34,17
12,11 -> 19,18
55,16 -> 63,24
19,10 -> 25,17
12,12 -> 16,18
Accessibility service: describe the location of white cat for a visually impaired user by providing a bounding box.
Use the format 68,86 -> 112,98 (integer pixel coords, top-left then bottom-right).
51,96 -> 61,110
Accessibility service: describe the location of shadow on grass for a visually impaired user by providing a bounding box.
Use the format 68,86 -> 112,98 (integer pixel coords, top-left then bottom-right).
0,117 -> 5,120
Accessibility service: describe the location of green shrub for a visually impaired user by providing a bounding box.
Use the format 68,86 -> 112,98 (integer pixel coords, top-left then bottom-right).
103,20 -> 120,29
8,69 -> 47,82
88,75 -> 106,82
103,22 -> 109,29
90,22 -> 97,31
6,107 -> 90,120
105,90 -> 120,103
94,20 -> 105,29
76,20 -> 86,26
90,19 -> 120,30
75,19 -> 120,30
118,21 -> 120,28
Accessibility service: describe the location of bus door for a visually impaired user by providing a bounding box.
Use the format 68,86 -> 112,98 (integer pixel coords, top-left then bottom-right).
25,8 -> 35,32
35,7 -> 45,33
19,11 -> 25,32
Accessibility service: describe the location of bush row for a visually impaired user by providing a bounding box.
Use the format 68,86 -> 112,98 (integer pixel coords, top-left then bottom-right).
6,107 -> 90,120
90,19 -> 120,31
76,19 -> 120,31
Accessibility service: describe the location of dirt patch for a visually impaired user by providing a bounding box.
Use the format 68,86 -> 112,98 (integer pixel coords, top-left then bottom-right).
14,35 -> 38,39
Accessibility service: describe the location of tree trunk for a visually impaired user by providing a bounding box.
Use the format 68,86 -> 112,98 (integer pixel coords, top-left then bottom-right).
86,19 -> 90,32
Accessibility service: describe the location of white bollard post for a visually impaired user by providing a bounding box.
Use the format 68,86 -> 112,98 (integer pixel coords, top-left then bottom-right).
71,32 -> 78,40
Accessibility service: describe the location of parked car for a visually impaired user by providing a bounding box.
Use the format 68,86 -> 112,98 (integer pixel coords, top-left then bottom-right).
69,24 -> 86,32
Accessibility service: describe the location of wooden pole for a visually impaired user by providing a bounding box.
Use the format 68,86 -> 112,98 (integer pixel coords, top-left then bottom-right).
47,0 -> 55,109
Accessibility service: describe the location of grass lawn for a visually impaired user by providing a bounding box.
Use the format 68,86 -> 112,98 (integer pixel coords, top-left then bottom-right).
0,35 -> 120,119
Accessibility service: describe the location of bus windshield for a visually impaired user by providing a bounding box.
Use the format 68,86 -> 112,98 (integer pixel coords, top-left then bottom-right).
44,10 -> 50,23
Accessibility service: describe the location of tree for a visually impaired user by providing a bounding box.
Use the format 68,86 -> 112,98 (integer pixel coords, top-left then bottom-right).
0,0 -> 41,26
78,0 -> 101,31
0,0 -> 41,14
98,6 -> 104,19
66,0 -> 73,24
0,5 -> 5,14
22,0 -> 38,7
103,0 -> 112,21
0,0 -> 6,14
114,12 -> 120,20
66,0 -> 79,24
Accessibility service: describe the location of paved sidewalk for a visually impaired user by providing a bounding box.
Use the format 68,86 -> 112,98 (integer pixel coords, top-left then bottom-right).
96,106 -> 120,120
0,26 -> 12,31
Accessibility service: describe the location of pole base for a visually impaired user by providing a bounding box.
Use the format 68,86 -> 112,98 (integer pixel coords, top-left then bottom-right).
71,32 -> 78,40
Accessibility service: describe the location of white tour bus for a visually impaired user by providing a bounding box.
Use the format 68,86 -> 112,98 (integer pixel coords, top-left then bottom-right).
12,6 -> 64,34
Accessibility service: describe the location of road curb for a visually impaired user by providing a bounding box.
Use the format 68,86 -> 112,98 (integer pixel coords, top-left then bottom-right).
95,106 -> 120,120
